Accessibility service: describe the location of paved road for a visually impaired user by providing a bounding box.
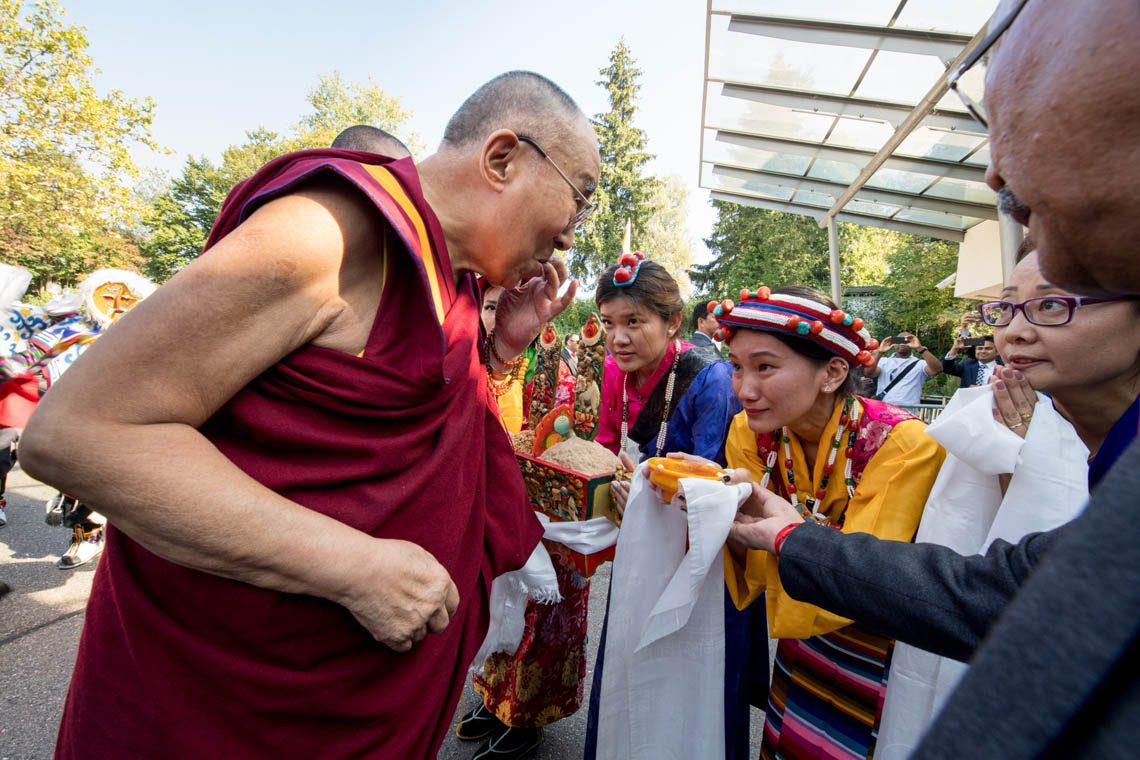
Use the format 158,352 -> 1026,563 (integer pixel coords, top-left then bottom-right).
0,467 -> 96,760
1,466 -> 765,759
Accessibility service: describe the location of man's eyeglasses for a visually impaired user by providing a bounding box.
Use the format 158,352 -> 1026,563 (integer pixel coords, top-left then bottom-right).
947,0 -> 1033,130
978,295 -> 1130,327
516,134 -> 595,227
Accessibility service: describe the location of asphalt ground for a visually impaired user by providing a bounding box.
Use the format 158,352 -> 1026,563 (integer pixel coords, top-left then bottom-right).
1,465 -> 765,759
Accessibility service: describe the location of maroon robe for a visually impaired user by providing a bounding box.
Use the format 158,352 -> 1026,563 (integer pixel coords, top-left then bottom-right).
55,152 -> 543,759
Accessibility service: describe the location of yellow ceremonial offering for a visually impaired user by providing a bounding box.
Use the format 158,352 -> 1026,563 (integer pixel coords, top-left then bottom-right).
645,457 -> 727,502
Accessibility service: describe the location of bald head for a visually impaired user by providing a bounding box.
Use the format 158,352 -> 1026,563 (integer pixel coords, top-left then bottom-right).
331,125 -> 411,159
418,72 -> 599,289
984,0 -> 1140,296
442,71 -> 590,149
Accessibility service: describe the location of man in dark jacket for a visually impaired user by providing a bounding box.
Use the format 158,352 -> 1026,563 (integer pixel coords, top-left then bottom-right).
942,335 -> 1002,389
728,1 -> 1140,757
689,304 -> 717,348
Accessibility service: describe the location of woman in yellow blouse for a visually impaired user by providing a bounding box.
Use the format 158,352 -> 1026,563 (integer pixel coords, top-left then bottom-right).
712,285 -> 944,759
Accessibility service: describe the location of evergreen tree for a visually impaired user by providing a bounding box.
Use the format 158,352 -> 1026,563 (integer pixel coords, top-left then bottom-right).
571,40 -> 659,279
639,175 -> 693,297
140,75 -> 417,282
692,200 -> 831,297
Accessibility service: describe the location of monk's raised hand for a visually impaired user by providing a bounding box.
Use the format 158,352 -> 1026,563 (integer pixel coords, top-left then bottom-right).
345,539 -> 460,652
493,254 -> 578,357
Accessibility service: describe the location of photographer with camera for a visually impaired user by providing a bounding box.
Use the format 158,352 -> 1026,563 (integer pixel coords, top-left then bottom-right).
943,314 -> 1002,390
866,332 -> 942,405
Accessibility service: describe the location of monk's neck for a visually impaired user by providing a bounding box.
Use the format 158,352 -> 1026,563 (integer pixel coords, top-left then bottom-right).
417,154 -> 474,286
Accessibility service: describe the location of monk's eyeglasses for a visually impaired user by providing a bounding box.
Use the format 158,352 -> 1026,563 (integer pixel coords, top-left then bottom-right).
947,0 -> 1032,130
516,134 -> 596,227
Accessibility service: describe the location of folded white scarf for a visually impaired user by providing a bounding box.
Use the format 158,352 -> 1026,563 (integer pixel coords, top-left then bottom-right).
469,512 -> 620,673
876,385 -> 1089,759
595,465 -> 750,760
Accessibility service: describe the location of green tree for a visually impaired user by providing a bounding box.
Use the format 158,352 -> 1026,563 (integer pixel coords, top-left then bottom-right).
639,175 -> 694,296
139,129 -> 289,281
877,237 -> 972,350
1,0 -> 159,285
140,75 -> 418,281
298,72 -> 422,154
571,40 -> 659,279
552,298 -> 599,338
839,225 -> 896,286
692,201 -> 831,298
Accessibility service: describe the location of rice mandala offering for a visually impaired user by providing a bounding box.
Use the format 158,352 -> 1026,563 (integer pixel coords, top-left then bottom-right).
539,436 -> 617,477
509,429 -> 535,454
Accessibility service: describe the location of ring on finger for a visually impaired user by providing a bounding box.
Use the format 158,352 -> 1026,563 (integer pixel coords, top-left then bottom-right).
1011,421 -> 1026,430
1019,412 -> 1033,423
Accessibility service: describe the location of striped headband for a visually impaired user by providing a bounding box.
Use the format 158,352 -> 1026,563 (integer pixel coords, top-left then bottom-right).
709,286 -> 880,367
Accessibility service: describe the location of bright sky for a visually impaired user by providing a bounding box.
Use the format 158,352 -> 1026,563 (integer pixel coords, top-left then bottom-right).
62,0 -> 717,260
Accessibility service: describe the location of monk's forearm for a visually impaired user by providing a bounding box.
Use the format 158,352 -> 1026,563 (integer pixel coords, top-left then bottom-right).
20,418 -> 374,606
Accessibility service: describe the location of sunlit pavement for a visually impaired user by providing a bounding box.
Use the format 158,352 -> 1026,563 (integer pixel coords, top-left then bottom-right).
0,466 -> 96,760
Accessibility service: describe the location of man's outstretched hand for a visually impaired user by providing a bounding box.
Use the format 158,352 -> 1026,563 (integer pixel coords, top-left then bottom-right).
728,484 -> 805,553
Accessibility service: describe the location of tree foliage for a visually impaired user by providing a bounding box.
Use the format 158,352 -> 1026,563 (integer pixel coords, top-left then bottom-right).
139,74 -> 418,282
552,297 -> 599,338
876,236 -> 972,349
570,40 -> 660,280
1,0 -> 159,286
639,175 -> 694,297
693,199 -> 973,360
692,201 -> 831,298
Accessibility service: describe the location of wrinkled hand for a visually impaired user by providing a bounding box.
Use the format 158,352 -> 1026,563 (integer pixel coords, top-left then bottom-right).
493,256 -> 578,357
990,366 -> 1037,438
728,485 -> 804,553
341,539 -> 459,652
609,451 -> 637,515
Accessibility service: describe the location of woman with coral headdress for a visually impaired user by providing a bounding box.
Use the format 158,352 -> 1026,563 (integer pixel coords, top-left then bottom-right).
713,285 -> 944,758
582,253 -> 766,760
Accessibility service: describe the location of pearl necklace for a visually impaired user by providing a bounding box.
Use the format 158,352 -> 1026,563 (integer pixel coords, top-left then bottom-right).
621,340 -> 681,458
758,396 -> 859,525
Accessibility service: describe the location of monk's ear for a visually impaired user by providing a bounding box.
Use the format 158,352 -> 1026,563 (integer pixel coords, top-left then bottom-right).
480,130 -> 523,193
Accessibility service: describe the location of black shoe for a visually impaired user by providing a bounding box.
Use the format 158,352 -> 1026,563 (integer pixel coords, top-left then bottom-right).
472,727 -> 541,760
456,702 -> 507,742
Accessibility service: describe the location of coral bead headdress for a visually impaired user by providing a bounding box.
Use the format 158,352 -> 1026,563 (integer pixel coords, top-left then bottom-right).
710,287 -> 879,367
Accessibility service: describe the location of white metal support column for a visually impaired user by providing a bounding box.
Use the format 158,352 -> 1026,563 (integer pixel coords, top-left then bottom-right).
998,211 -> 1024,285
827,216 -> 842,307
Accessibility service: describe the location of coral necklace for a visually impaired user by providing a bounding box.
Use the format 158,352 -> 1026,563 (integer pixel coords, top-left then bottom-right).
757,395 -> 859,525
621,340 -> 681,458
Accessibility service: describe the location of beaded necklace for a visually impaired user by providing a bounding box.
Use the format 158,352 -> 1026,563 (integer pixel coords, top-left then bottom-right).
757,395 -> 859,525
621,339 -> 681,458
485,351 -> 528,399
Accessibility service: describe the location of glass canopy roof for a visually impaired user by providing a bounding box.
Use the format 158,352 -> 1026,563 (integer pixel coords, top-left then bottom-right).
701,0 -> 998,242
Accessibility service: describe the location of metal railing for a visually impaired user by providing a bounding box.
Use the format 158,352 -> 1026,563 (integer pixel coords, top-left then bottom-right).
896,402 -> 948,424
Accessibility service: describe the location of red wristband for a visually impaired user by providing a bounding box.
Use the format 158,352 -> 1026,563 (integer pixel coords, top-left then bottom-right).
773,521 -> 801,558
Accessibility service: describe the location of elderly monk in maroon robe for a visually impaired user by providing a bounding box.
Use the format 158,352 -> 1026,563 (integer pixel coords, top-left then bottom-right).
20,71 -> 599,759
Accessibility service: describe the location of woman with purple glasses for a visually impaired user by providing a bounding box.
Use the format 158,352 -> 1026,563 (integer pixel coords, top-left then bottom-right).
877,241 -> 1140,758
